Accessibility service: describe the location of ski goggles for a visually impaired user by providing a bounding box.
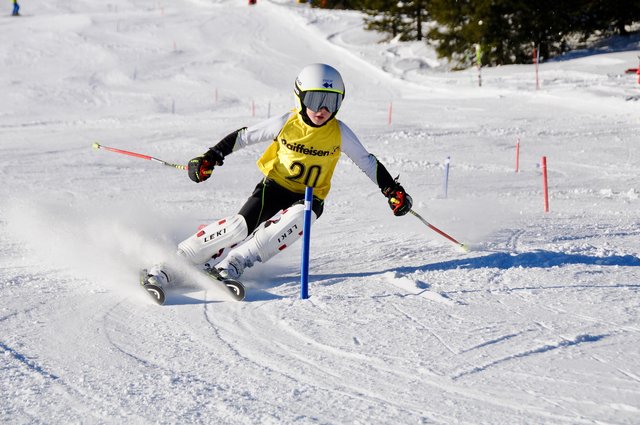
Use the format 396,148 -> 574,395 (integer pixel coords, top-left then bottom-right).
302,90 -> 343,113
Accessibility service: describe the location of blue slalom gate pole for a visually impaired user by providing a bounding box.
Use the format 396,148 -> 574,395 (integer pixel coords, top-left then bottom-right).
300,186 -> 313,299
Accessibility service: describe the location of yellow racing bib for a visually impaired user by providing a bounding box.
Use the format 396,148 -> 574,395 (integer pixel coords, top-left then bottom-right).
257,113 -> 341,199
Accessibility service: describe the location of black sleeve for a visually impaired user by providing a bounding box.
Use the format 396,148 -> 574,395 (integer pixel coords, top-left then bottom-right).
375,159 -> 397,193
209,127 -> 247,158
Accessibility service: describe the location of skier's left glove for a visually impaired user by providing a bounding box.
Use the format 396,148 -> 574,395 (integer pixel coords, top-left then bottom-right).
382,179 -> 413,216
188,148 -> 224,183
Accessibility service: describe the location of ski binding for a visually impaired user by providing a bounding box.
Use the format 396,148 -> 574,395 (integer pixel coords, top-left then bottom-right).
203,266 -> 246,301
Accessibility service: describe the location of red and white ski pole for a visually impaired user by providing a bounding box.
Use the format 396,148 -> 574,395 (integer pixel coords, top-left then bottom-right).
390,197 -> 468,251
92,142 -> 187,171
408,209 -> 469,252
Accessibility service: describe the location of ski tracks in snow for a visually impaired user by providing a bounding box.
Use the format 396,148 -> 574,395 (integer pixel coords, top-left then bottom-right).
100,297 -> 257,422
200,296 -> 449,423
0,295 -> 142,424
451,333 -> 608,380
195,279 -> 602,424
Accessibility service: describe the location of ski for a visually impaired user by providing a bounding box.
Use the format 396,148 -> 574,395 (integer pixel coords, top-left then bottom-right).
139,269 -> 166,305
203,266 -> 246,301
138,267 -> 245,304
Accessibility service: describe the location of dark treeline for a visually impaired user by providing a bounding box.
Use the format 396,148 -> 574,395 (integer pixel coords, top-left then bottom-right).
304,0 -> 640,67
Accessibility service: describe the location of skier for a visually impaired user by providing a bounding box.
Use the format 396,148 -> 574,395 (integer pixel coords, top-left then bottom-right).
144,63 -> 413,291
12,0 -> 20,16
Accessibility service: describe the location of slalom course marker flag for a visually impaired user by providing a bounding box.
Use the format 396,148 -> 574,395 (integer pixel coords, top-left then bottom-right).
388,102 -> 393,126
443,156 -> 451,198
534,44 -> 540,90
300,187 -> 313,299
515,137 -> 520,173
542,156 -> 549,212
475,44 -> 483,87
92,142 -> 187,171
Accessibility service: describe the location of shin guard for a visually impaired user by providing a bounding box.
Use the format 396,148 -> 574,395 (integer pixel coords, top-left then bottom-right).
177,214 -> 248,265
220,203 -> 316,274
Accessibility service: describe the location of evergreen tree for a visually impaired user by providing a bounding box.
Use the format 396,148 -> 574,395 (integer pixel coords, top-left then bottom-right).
359,0 -> 429,41
364,0 -> 640,66
579,0 -> 640,35
360,0 -> 406,40
399,0 -> 428,41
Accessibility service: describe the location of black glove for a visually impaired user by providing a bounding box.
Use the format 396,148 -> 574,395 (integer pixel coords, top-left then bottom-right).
188,148 -> 224,183
382,179 -> 413,216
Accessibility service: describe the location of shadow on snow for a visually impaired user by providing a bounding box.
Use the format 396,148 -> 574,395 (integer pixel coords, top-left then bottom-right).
164,250 -> 640,304
411,250 -> 640,271
313,250 -> 640,281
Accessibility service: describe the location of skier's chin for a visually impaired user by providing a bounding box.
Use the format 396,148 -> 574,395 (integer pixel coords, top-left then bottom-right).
308,114 -> 330,126
305,107 -> 332,126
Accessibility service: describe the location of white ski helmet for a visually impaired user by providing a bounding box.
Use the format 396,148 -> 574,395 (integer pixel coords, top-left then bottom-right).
294,63 -> 345,114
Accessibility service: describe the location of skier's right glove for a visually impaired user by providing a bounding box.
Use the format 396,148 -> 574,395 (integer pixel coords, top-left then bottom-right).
188,148 -> 224,183
382,179 -> 413,216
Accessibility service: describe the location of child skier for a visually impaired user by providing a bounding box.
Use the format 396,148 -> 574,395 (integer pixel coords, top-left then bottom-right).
144,63 -> 412,291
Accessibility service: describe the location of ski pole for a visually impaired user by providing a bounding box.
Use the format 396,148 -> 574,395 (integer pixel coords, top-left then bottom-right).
389,197 -> 468,251
409,209 -> 469,252
92,142 -> 187,171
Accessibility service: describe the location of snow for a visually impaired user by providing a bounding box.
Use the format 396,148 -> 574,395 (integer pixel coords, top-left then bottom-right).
1,0 -> 640,423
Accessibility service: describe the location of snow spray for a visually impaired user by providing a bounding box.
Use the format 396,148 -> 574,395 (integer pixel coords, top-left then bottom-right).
542,156 -> 549,212
443,156 -> 451,198
300,187 -> 313,299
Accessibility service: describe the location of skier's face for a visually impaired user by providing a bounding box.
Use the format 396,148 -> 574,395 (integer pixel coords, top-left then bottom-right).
306,107 -> 331,126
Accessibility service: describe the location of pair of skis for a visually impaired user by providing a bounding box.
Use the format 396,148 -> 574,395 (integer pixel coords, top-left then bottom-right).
139,268 -> 245,305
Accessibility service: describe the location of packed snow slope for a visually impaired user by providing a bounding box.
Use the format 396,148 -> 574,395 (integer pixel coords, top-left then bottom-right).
1,1 -> 640,424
